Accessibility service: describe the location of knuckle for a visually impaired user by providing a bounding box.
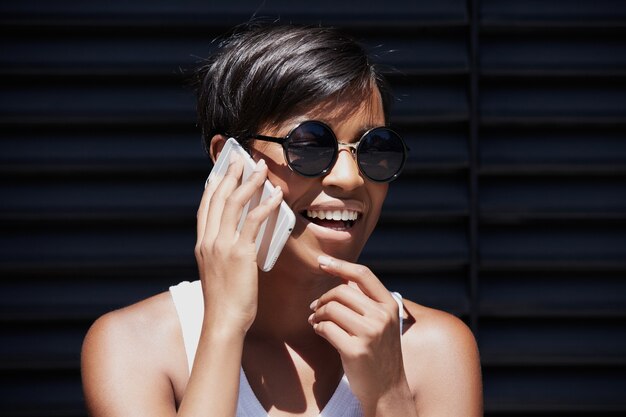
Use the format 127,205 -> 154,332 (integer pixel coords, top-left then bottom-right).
212,240 -> 229,257
232,244 -> 251,260
323,301 -> 339,316
336,284 -> 351,298
245,208 -> 264,223
201,238 -> 213,252
224,194 -> 242,208
354,265 -> 371,277
376,306 -> 395,326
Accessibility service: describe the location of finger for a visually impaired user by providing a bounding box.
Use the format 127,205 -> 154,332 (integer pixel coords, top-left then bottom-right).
317,255 -> 394,304
219,159 -> 271,236
310,283 -> 373,316
196,173 -> 221,243
311,320 -> 355,355
309,300 -> 369,336
203,155 -> 245,243
237,186 -> 284,244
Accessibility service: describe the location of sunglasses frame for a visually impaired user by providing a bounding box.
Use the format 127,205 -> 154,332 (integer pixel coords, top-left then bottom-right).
249,120 -> 408,183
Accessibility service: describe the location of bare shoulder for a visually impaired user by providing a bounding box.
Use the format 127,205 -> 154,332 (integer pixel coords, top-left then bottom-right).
82,291 -> 181,362
399,299 -> 483,416
81,291 -> 186,415
401,299 -> 478,353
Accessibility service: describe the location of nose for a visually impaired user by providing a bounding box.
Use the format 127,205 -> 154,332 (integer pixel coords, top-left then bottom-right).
321,148 -> 364,191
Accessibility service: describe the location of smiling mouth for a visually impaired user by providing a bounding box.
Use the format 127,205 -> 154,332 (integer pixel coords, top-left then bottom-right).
303,209 -> 360,231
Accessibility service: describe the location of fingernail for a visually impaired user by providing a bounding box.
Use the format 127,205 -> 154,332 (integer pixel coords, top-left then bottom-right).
253,158 -> 266,172
307,313 -> 314,324
318,255 -> 333,268
229,152 -> 238,165
309,299 -> 318,310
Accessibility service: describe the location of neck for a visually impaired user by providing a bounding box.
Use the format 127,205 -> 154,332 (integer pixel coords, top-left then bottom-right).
248,262 -> 340,347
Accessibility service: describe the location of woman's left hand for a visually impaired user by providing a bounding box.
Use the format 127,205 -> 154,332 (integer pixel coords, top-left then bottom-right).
308,255 -> 415,416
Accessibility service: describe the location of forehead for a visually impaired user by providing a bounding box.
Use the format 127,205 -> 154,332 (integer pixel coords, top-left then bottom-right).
308,88 -> 385,128
264,87 -> 385,136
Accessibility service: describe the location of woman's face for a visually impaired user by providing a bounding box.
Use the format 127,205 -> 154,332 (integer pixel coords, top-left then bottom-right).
249,88 -> 389,271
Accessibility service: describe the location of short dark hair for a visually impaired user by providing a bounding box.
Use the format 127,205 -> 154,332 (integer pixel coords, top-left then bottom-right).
194,22 -> 390,151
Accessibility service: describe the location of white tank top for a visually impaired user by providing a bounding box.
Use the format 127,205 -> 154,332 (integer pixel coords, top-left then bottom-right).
169,280 -> 403,417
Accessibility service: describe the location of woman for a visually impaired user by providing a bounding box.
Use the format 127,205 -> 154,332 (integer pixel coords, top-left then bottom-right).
81,23 -> 482,416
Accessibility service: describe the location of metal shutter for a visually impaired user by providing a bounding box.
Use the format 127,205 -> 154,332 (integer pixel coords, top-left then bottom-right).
1,0 -> 624,415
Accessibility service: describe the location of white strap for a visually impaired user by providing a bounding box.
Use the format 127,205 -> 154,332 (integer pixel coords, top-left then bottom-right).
169,280 -> 204,374
391,292 -> 404,335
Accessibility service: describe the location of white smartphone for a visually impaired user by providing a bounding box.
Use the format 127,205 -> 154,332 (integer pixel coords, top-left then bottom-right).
207,138 -> 296,272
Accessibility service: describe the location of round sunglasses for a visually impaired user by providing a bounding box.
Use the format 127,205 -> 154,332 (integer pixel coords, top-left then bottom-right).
247,120 -> 408,183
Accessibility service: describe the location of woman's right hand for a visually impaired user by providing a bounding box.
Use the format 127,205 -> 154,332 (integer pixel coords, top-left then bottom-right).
194,154 -> 284,335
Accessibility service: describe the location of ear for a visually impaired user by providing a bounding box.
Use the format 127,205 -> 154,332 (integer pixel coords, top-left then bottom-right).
208,134 -> 227,163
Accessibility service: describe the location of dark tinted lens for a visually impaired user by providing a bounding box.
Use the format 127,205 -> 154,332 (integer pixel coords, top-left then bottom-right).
358,128 -> 406,182
285,122 -> 337,177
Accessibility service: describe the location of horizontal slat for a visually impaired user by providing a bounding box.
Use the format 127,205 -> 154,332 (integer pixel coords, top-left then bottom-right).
481,115 -> 626,128
383,77 -> 469,120
0,129 -> 205,166
480,126 -> 626,166
0,225 -> 196,265
480,177 -> 626,214
481,78 -> 626,119
404,126 -> 469,165
0,323 -> 89,369
483,366 -> 626,413
365,33 -> 468,72
381,270 -> 470,315
0,370 -> 84,417
361,222 -> 468,262
384,174 -> 468,213
480,223 -> 626,262
481,32 -> 626,73
0,272 -> 181,321
479,271 -> 626,318
0,0 -> 468,23
0,81 -> 195,121
0,178 -> 204,214
0,31 -> 469,76
0,33 -> 216,74
481,0 -> 626,23
479,318 -> 626,365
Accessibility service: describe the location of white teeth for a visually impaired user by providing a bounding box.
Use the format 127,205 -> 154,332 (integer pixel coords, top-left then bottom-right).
306,209 -> 359,221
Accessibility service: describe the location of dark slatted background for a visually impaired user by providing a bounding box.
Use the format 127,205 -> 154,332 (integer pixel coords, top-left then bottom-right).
1,0 -> 625,415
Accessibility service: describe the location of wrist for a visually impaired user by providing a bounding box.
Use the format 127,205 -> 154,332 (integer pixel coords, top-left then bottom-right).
201,315 -> 248,342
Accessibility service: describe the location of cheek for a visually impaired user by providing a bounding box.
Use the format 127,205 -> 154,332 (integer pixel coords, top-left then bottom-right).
251,146 -> 301,202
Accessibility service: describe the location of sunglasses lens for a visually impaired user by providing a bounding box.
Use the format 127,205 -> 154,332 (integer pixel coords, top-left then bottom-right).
358,128 -> 406,182
286,122 -> 336,176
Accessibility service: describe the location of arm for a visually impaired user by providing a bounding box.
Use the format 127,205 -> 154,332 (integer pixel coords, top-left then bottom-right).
82,155 -> 283,416
403,306 -> 483,417
309,255 -> 482,417
82,307 -> 179,417
181,154 -> 284,416
308,255 -> 417,417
